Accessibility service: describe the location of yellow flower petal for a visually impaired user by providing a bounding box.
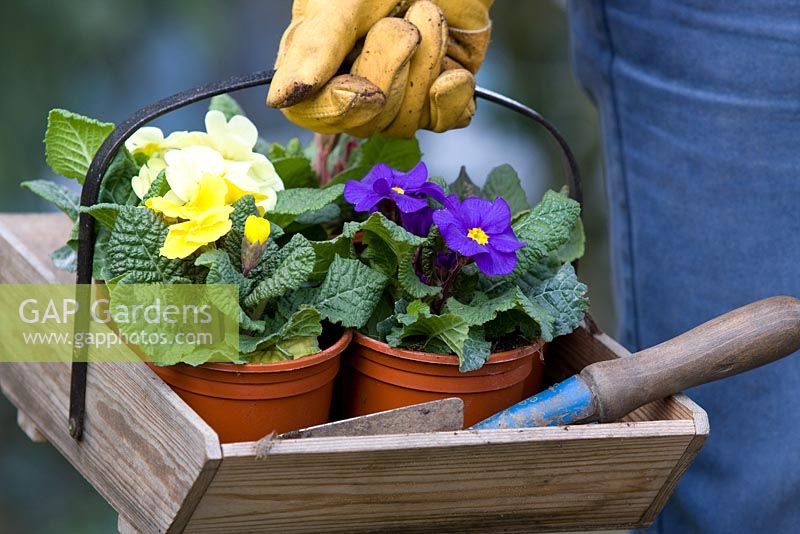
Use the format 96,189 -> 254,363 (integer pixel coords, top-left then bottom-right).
223,177 -> 268,206
146,193 -> 185,219
187,206 -> 234,243
244,215 -> 271,246
160,222 -> 201,259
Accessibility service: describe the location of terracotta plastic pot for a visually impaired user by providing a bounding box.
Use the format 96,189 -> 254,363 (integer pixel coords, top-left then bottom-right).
148,330 -> 352,443
521,341 -> 548,399
343,333 -> 545,427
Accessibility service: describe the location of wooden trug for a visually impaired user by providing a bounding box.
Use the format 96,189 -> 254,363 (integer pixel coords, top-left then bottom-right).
0,214 -> 708,533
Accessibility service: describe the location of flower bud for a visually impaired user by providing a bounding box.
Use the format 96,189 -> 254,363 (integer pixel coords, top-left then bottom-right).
242,215 -> 271,276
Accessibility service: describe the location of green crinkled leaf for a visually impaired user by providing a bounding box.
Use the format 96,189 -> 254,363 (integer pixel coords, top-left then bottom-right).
241,306 -> 322,360
483,164 -> 529,215
268,184 -> 344,227
82,203 -> 120,230
386,300 -> 469,360
461,328 -> 492,372
329,135 -> 421,186
21,180 -> 80,220
398,250 -> 440,299
142,170 -> 169,202
361,233 -> 398,278
520,262 -> 589,338
315,256 -> 388,328
105,206 -> 202,283
50,244 -> 77,272
450,166 -> 481,200
240,308 -> 266,334
445,286 -> 555,342
555,217 -> 585,263
209,94 -> 245,119
195,250 -> 251,301
309,234 -> 353,281
344,212 -> 425,254
293,203 -> 340,226
272,157 -> 319,189
277,286 -> 321,320
244,234 -> 315,308
45,109 -> 114,183
509,190 -> 581,276
99,148 -> 140,206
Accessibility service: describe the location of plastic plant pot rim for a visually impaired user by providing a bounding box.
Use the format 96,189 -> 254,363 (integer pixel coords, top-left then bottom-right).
197,328 -> 353,374
352,332 -> 544,367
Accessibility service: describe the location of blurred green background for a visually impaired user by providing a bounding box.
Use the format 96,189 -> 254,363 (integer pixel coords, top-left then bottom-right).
0,1 -> 611,532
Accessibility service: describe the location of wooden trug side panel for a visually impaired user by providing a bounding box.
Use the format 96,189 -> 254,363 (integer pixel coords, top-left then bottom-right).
0,214 -> 223,533
187,423 -> 696,533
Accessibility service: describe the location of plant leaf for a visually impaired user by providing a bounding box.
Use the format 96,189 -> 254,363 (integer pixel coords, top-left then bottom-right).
268,185 -> 344,227
483,164 -> 529,215
195,250 -> 251,301
142,170 -> 169,202
309,234 -> 353,281
555,217 -> 585,263
45,109 -> 114,183
50,244 -> 77,272
209,94 -> 245,119
315,256 -> 388,328
520,262 -> 589,338
272,157 -> 319,189
244,234 -> 315,308
82,203 -> 120,230
386,301 -> 469,360
105,206 -> 203,283
21,180 -> 80,220
461,328 -> 492,372
99,148 -> 140,206
449,166 -> 482,200
509,190 -> 581,276
398,250 -> 440,299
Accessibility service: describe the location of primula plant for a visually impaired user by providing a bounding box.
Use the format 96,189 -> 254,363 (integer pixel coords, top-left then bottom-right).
23,95 -> 421,365
341,162 -> 590,371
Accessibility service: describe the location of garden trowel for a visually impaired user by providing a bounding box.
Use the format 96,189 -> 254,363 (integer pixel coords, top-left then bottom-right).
280,398 -> 464,439
473,296 -> 800,429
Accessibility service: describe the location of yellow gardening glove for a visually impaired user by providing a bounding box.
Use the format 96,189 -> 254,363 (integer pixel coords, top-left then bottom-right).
267,0 -> 493,138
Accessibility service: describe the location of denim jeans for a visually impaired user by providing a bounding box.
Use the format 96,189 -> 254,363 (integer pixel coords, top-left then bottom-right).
569,1 -> 800,532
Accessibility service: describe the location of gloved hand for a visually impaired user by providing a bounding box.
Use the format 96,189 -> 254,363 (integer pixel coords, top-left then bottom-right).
267,0 -> 493,138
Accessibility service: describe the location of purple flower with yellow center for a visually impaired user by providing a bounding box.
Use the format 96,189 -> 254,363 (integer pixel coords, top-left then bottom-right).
432,195 -> 526,277
343,162 -> 445,215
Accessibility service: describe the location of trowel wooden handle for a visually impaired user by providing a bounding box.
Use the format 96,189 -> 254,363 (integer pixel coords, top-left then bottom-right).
582,296 -> 800,422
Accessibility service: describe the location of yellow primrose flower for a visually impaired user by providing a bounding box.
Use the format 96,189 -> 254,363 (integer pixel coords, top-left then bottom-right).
160,205 -> 233,259
204,110 -> 259,161
146,174 -> 229,220
244,215 -> 271,245
164,146 -> 226,203
131,158 -> 166,200
125,127 -> 205,157
223,173 -> 269,210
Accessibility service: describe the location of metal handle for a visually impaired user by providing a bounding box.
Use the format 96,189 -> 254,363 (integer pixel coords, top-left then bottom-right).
69,69 -> 584,440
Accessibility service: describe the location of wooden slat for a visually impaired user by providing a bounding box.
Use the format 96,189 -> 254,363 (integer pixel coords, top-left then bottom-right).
0,214 -> 223,533
0,213 -> 74,284
185,422 -> 696,533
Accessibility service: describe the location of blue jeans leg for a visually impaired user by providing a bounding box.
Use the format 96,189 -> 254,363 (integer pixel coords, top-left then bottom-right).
569,1 -> 800,532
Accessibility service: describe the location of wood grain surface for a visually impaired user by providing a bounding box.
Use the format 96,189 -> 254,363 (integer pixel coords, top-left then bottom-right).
0,213 -> 223,533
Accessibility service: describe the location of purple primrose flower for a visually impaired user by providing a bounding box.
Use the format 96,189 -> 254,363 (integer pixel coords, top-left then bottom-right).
432,195 -> 526,277
344,162 -> 445,215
